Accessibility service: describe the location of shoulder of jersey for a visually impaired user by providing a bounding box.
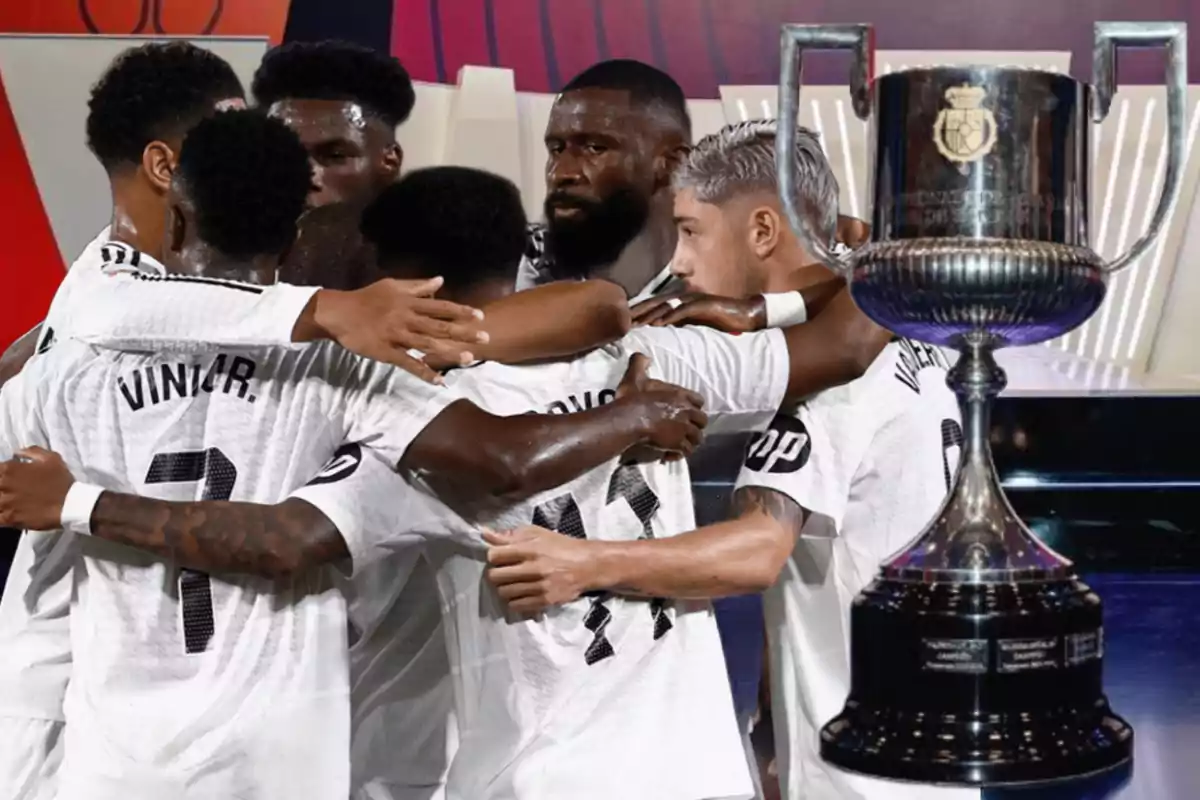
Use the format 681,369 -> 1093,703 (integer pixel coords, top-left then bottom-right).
802,339 -> 905,411
98,241 -> 145,272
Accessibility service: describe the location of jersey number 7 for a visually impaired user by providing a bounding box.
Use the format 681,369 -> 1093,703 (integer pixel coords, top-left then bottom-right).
144,448 -> 236,654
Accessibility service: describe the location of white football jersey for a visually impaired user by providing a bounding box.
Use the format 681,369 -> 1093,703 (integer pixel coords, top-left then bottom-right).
0,228 -> 124,727
289,449 -> 465,800
440,325 -> 788,800
735,339 -> 978,800
0,331 -> 459,800
293,324 -> 791,800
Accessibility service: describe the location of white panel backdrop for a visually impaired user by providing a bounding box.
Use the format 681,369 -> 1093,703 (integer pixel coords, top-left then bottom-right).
0,35 -> 269,264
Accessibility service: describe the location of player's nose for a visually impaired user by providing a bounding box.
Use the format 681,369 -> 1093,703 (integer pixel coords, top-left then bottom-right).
670,251 -> 693,279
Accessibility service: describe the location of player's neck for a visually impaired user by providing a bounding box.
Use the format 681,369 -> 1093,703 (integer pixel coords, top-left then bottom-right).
108,178 -> 166,256
762,248 -> 830,293
173,243 -> 277,286
595,203 -> 675,297
444,278 -> 513,309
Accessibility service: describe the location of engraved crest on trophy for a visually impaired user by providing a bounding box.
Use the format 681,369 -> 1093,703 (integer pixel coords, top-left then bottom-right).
932,85 -> 998,164
776,21 -> 1187,786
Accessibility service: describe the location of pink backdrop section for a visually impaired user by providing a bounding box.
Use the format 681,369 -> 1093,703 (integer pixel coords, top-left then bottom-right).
392,0 -> 1199,97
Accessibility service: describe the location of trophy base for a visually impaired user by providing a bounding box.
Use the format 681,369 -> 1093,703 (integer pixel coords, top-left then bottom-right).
819,575 -> 1133,786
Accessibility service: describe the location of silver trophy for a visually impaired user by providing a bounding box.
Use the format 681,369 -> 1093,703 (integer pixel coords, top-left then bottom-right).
777,22 -> 1187,786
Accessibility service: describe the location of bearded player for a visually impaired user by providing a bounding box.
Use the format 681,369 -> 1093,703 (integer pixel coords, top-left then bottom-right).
479,121 -> 975,800
519,59 -> 688,302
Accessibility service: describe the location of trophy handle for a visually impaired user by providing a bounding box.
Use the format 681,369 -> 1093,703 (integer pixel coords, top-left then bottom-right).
1092,21 -> 1188,274
777,23 -> 874,276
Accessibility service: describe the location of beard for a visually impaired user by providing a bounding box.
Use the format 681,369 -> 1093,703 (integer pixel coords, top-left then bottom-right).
543,187 -> 650,280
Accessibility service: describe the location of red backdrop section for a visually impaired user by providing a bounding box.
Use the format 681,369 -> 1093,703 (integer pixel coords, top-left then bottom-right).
393,0 -> 1200,96
0,74 -> 65,347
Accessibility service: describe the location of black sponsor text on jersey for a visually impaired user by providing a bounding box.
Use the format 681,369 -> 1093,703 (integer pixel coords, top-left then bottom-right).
307,443 -> 364,486
744,414 -> 812,474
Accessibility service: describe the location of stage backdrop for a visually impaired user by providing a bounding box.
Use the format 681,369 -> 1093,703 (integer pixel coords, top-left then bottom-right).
388,0 -> 1200,94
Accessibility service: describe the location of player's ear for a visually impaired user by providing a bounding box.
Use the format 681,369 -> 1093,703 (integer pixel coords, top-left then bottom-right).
142,141 -> 176,193
653,143 -> 689,193
381,142 -> 402,181
750,206 -> 781,259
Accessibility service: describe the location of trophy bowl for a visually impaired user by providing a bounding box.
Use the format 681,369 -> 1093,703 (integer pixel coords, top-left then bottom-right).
776,21 -> 1188,786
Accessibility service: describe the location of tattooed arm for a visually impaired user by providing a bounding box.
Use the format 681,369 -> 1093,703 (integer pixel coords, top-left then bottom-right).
484,486 -> 808,612
0,447 -> 348,579
89,493 -> 346,578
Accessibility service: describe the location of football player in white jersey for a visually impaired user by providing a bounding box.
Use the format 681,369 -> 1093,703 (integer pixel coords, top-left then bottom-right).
481,121 -> 976,800
517,59 -> 690,302
0,111 -> 710,800
0,43 -> 250,800
2,160 -> 911,800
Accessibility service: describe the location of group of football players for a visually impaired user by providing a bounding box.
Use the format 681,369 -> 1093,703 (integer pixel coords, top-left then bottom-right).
0,38 -> 972,800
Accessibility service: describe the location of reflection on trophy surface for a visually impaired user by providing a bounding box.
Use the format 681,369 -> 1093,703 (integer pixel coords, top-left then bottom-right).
776,20 -> 1188,786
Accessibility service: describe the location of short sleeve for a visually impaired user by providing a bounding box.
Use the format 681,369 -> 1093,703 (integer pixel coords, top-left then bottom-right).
287,442 -> 476,573
623,326 -> 790,435
337,357 -> 463,468
64,242 -> 317,353
734,396 -> 875,533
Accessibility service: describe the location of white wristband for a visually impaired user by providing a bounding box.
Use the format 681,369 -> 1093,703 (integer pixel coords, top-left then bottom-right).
60,482 -> 104,535
763,291 -> 808,328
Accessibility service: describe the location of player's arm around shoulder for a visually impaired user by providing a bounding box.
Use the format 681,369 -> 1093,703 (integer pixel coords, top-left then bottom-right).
424,279 -> 631,369
483,485 -> 806,614
0,446 -> 386,580
398,354 -> 707,501
630,271 -> 890,404
777,286 -> 892,401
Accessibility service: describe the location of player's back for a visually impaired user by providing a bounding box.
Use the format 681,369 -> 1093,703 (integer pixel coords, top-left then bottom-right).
24,337 -> 385,799
740,339 -> 973,800
845,339 -> 964,558
431,337 -> 754,800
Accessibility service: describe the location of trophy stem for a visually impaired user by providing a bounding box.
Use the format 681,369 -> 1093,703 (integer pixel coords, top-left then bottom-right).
881,332 -> 1071,583
953,331 -> 1005,487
